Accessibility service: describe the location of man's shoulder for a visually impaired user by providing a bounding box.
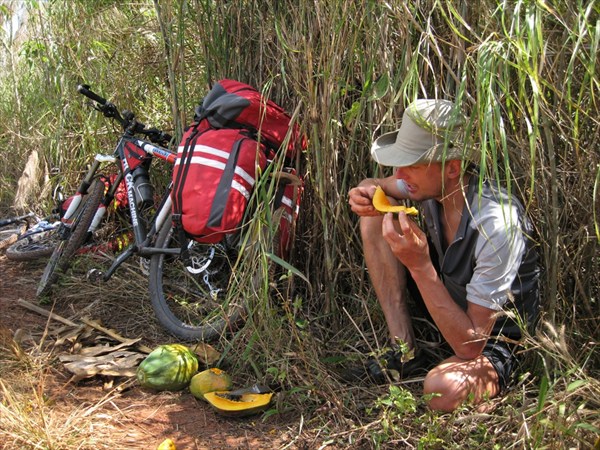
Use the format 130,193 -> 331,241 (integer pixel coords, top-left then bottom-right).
467,178 -> 525,216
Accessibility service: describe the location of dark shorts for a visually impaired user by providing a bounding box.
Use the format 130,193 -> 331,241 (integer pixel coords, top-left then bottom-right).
481,340 -> 518,391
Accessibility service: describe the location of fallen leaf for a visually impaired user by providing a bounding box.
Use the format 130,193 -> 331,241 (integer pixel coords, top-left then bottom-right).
190,342 -> 221,365
59,350 -> 145,382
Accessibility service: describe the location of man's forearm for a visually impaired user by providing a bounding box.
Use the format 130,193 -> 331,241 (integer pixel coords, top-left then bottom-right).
409,263 -> 490,359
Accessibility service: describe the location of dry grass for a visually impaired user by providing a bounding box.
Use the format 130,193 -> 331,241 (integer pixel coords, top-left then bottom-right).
0,327 -> 123,449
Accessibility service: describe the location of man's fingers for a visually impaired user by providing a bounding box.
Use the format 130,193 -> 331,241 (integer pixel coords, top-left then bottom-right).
351,194 -> 372,206
382,213 -> 403,241
396,211 -> 413,236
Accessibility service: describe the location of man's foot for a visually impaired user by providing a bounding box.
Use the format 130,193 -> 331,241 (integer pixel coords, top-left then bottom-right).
339,348 -> 429,384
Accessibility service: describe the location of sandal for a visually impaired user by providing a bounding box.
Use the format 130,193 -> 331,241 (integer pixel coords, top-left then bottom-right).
338,348 -> 429,384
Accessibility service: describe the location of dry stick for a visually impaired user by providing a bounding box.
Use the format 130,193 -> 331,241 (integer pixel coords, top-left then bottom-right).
80,318 -> 152,354
17,298 -> 152,354
17,298 -> 77,327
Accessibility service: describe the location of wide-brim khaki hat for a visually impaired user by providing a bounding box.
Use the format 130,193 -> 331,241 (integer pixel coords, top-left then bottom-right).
371,99 -> 468,167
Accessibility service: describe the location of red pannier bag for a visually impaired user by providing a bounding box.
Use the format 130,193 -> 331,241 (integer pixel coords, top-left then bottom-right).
171,124 -> 269,244
273,168 -> 302,260
194,79 -> 306,159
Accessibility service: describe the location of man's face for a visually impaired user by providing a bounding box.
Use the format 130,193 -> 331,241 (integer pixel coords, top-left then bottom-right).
395,162 -> 445,201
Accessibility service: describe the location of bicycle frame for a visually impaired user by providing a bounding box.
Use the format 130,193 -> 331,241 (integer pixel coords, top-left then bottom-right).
59,135 -> 181,282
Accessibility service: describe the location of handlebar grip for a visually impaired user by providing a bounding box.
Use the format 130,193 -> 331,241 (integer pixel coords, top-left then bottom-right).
77,84 -> 107,105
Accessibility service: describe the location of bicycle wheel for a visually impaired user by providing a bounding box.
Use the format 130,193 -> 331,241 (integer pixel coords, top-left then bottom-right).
5,228 -> 59,261
37,179 -> 105,297
148,216 -> 244,341
0,221 -> 27,251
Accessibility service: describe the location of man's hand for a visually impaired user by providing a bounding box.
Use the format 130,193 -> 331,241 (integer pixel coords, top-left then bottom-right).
348,185 -> 380,217
382,211 -> 431,273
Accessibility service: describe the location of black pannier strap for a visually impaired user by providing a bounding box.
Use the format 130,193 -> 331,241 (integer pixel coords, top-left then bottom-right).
172,124 -> 202,216
207,138 -> 245,228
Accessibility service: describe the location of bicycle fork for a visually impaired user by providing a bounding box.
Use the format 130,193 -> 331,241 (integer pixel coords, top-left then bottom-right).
60,154 -> 115,235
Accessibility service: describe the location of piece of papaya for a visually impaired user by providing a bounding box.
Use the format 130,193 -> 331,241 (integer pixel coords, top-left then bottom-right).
372,186 -> 418,215
203,391 -> 273,417
189,368 -> 233,400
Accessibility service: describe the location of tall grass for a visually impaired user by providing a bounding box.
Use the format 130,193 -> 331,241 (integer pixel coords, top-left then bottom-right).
1,0 -> 598,448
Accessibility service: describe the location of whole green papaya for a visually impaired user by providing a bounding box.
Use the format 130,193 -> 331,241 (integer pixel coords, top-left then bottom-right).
136,344 -> 198,391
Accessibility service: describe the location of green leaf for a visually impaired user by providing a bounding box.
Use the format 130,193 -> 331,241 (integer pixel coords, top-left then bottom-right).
343,101 -> 361,128
266,252 -> 310,285
369,74 -> 389,101
537,375 -> 549,412
574,422 -> 600,433
566,379 -> 587,392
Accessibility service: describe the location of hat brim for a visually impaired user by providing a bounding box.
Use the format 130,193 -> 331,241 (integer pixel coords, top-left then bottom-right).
371,130 -> 426,167
371,113 -> 466,167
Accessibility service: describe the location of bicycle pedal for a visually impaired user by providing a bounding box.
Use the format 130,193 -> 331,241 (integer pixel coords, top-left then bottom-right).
86,268 -> 104,283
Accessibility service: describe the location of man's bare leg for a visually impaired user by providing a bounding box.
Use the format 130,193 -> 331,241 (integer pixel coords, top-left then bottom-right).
360,215 -> 415,350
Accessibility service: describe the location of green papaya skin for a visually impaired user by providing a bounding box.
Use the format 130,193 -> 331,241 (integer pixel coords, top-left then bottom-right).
137,344 -> 199,391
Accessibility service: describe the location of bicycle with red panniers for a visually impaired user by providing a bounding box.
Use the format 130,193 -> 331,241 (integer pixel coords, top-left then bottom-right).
38,82 -> 304,343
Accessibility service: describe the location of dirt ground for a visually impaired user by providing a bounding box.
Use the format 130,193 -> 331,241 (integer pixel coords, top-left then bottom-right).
0,254 -> 306,450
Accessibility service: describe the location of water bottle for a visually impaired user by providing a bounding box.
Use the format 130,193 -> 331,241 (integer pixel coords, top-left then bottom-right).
132,166 -> 154,209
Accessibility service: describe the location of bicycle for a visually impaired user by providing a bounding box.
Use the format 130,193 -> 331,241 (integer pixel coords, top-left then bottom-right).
37,84 -> 177,299
4,218 -> 61,261
0,212 -> 36,251
36,84 -> 249,342
1,193 -> 65,262
3,179 -> 133,262
2,184 -> 61,260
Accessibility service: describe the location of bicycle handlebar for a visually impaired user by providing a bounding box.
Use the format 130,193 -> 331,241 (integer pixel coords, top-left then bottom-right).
77,84 -> 107,105
77,84 -> 172,146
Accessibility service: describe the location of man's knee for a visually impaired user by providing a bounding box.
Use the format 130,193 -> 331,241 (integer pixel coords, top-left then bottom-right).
423,357 -> 500,412
359,215 -> 383,241
423,365 -> 465,412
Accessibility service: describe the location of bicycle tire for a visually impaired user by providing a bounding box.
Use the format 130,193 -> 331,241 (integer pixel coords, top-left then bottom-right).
5,228 -> 59,261
37,179 -> 105,297
0,221 -> 28,251
148,216 -> 244,341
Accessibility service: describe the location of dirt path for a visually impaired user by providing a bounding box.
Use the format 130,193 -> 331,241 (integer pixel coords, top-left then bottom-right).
0,255 -> 300,449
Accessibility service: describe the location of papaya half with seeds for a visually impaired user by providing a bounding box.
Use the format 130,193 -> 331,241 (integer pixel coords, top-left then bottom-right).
372,186 -> 418,215
203,391 -> 273,417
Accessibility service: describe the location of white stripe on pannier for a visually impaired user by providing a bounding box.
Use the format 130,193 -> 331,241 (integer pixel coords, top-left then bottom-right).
177,144 -> 230,161
174,156 -> 253,200
232,180 -> 250,200
282,195 -> 300,214
281,196 -> 292,208
174,156 -> 256,187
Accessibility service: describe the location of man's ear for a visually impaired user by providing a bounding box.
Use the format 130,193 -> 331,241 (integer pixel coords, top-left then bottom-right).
445,159 -> 462,179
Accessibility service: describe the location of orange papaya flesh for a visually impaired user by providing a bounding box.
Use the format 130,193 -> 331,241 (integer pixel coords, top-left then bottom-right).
372,186 -> 418,215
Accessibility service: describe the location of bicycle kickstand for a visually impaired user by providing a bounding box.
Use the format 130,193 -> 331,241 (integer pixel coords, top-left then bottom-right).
86,244 -> 137,283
